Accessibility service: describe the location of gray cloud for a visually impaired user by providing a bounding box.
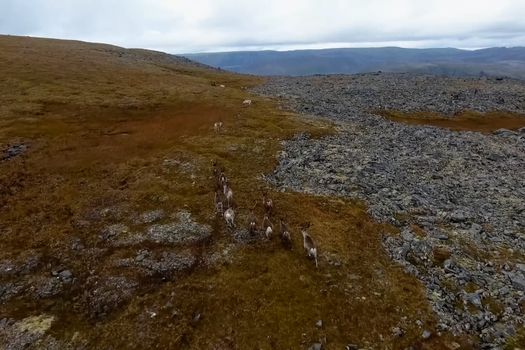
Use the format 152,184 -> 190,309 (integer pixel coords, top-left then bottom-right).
0,0 -> 524,53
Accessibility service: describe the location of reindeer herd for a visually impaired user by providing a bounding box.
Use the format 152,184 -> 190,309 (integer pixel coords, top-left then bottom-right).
211,116 -> 318,268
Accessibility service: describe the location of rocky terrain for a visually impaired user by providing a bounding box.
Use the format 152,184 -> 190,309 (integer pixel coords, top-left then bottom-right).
256,73 -> 525,348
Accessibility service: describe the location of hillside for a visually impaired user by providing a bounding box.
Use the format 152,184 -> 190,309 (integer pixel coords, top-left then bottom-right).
185,47 -> 525,78
0,35 -> 470,349
2,35 -> 525,349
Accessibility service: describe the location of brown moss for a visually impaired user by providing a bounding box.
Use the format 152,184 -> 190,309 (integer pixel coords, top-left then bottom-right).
432,245 -> 452,266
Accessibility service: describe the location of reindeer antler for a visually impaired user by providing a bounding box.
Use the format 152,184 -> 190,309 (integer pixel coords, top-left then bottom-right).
299,222 -> 312,230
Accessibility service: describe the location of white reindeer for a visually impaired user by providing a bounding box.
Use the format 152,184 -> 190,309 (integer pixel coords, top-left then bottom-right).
214,121 -> 223,133
301,229 -> 318,268
263,215 -> 273,239
224,183 -> 233,208
242,99 -> 252,106
224,208 -> 235,228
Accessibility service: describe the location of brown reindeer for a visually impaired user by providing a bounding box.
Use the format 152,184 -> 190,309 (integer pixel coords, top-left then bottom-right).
212,162 -> 224,190
223,182 -> 233,208
279,218 -> 292,249
247,202 -> 258,235
262,191 -> 273,215
301,225 -> 318,268
214,190 -> 224,216
218,170 -> 227,189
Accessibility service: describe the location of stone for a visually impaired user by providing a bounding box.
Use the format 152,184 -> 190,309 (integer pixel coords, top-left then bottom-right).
450,210 -> 469,223
58,270 -> 73,282
469,223 -> 483,235
308,343 -> 323,350
509,273 -> 525,292
2,143 -> 28,160
136,209 -> 165,224
146,211 -> 211,244
464,293 -> 483,308
391,327 -> 405,337
422,330 -> 432,339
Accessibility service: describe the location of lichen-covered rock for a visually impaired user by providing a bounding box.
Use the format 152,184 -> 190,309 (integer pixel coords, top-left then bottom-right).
255,73 -> 525,347
81,276 -> 138,319
146,211 -> 211,244
102,210 -> 211,246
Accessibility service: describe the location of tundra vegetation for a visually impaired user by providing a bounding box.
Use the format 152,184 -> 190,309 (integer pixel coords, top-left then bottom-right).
1,35 -> 523,349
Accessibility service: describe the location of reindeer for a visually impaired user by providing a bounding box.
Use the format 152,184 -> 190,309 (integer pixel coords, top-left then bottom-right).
279,218 -> 292,249
301,224 -> 318,268
248,209 -> 257,236
214,190 -> 224,215
262,215 -> 273,239
219,171 -> 227,189
212,162 -> 222,188
223,182 -> 233,208
242,99 -> 252,106
224,208 -> 235,228
214,170 -> 227,196
262,191 -> 273,215
213,121 -> 223,133
302,231 -> 318,268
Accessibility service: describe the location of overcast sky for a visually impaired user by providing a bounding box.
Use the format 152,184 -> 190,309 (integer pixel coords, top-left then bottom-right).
1,0 -> 524,53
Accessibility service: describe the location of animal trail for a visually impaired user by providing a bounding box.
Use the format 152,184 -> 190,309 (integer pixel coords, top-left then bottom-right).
210,109 -> 320,267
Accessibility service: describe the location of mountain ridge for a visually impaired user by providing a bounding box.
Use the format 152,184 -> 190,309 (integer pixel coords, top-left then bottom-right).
184,46 -> 525,78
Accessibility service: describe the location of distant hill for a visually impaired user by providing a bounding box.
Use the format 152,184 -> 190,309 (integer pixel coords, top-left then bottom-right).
184,47 -> 525,78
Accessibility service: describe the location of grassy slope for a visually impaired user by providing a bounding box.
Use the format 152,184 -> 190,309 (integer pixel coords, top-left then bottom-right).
0,35 -> 475,349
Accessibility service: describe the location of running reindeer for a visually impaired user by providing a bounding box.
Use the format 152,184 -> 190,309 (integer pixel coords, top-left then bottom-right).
248,203 -> 258,236
213,121 -> 223,133
262,191 -> 273,215
224,207 -> 235,229
223,180 -> 234,208
213,164 -> 232,206
262,215 -> 273,239
212,161 -> 223,188
279,218 -> 292,249
214,189 -> 224,216
300,223 -> 318,268
219,171 -> 227,189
